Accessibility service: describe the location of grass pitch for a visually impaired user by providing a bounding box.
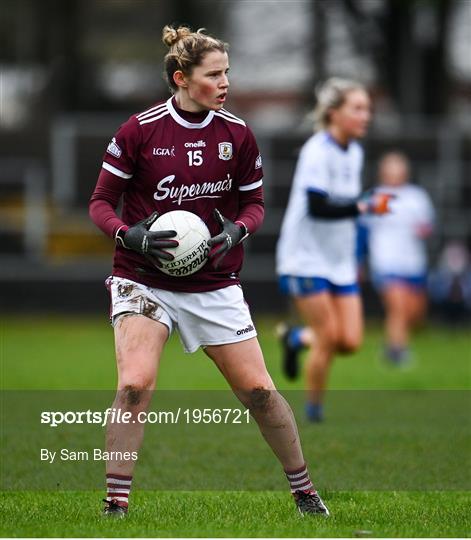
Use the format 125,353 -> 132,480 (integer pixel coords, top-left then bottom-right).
2,490 -> 470,538
1,315 -> 470,537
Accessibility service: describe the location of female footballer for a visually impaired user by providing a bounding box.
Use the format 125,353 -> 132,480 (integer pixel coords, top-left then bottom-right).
90,25 -> 328,517
276,78 -> 392,422
365,151 -> 435,364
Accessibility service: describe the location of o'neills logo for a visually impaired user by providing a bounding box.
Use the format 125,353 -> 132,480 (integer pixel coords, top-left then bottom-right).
154,174 -> 233,205
236,324 -> 255,336
184,140 -> 206,148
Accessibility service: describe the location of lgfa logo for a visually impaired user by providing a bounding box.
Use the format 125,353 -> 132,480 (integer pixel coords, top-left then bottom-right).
153,146 -> 175,157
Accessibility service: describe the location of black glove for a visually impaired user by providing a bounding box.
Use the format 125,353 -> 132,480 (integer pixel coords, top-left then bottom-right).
207,209 -> 247,269
116,212 -> 178,267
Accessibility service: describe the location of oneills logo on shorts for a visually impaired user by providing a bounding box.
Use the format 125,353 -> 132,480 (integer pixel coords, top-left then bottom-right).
106,138 -> 122,158
255,154 -> 262,169
218,142 -> 233,161
236,324 -> 255,336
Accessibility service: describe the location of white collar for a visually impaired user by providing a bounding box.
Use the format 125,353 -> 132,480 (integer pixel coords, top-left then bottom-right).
167,97 -> 215,129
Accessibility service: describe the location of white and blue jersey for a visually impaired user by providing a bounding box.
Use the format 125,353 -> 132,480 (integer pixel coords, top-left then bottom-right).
276,131 -> 363,286
365,183 -> 435,283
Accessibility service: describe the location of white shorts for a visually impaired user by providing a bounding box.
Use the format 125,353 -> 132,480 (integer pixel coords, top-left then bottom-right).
107,276 -> 257,353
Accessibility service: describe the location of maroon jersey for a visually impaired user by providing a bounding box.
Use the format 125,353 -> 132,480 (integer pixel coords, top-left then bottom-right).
90,97 -> 264,292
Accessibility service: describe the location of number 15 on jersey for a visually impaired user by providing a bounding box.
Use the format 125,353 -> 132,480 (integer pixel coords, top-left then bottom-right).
187,150 -> 203,166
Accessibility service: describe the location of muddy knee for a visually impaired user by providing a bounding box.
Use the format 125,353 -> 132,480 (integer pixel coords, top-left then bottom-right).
118,384 -> 152,407
246,387 -> 273,414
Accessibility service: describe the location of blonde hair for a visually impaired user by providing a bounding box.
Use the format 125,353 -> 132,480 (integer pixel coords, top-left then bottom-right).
162,25 -> 228,92
314,77 -> 366,130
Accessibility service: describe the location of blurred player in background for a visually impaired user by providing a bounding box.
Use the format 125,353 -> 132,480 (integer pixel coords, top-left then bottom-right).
429,241 -> 471,324
90,25 -> 329,517
276,78 -> 392,422
364,151 -> 435,365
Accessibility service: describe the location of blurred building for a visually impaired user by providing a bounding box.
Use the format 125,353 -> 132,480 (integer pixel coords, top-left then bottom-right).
0,0 -> 470,313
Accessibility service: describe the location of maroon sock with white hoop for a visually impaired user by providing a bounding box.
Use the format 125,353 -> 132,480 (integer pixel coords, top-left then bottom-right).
285,463 -> 314,493
106,473 -> 132,508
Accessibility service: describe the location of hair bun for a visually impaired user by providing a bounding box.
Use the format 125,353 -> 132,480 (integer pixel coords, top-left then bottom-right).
162,25 -> 191,47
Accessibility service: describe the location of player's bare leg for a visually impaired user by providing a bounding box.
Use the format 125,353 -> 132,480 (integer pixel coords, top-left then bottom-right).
206,337 -> 304,470
407,289 -> 427,328
205,337 -> 329,516
383,285 -> 409,347
294,292 -> 338,420
104,314 -> 168,514
332,294 -> 363,353
382,285 -> 412,363
383,284 -> 426,364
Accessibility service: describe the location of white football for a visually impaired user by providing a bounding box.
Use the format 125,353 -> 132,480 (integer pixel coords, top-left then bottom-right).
150,210 -> 211,276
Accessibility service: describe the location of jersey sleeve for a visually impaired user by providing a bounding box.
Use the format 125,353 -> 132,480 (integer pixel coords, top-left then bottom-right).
236,126 -> 264,192
89,169 -> 129,239
418,188 -> 435,225
101,116 -> 142,180
295,139 -> 330,195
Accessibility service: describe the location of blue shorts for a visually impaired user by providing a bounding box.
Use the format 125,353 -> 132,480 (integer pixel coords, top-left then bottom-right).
279,275 -> 359,297
373,273 -> 427,291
